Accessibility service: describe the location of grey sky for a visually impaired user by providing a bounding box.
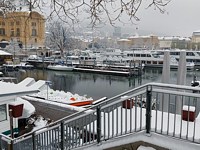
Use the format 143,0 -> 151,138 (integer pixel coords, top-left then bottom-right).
35,0 -> 200,37
127,0 -> 200,37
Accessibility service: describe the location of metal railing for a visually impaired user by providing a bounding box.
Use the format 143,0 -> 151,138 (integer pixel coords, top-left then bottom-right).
1,83 -> 200,150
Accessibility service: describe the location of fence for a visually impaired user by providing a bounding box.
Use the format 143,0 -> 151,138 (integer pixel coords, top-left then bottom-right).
1,83 -> 200,150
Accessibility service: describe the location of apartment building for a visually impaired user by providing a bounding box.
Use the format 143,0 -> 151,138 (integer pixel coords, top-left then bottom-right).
0,11 -> 45,49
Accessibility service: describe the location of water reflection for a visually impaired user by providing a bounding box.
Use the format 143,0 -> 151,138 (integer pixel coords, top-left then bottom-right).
10,68 -> 198,100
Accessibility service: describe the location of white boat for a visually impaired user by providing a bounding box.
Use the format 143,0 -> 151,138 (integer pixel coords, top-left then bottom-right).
47,64 -> 75,71
123,50 -> 194,70
154,49 -> 200,68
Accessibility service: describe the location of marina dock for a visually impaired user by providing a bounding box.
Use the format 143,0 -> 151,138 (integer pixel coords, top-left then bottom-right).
74,67 -> 139,76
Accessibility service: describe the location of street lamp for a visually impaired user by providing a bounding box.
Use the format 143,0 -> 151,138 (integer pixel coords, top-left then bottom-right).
45,81 -> 52,100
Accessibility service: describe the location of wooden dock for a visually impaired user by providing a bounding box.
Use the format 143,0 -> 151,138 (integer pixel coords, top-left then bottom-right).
74,67 -> 141,77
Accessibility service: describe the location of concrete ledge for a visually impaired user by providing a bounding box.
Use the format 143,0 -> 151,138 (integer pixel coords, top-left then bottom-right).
73,131 -> 200,150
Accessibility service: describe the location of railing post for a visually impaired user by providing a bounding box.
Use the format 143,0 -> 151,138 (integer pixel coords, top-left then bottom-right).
96,106 -> 101,144
32,132 -> 36,150
10,139 -> 14,150
60,121 -> 64,150
146,85 -> 152,134
0,134 -> 2,150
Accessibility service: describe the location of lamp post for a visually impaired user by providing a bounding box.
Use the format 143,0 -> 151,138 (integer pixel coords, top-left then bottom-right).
45,81 -> 52,100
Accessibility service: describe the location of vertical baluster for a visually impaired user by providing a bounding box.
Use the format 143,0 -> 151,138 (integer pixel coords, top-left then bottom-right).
135,96 -> 137,132
103,109 -> 106,140
180,96 -> 183,139
78,119 -> 81,146
92,112 -> 95,143
186,97 -> 190,140
85,116 -> 88,144
125,99 -> 127,134
66,124 -> 69,149
116,104 -> 119,136
69,123 -> 72,147
140,94 -> 142,131
32,133 -> 36,150
161,93 -> 164,134
97,106 -> 101,144
146,85 -> 152,134
75,120 -> 77,147
108,109 -> 110,138
130,97 -> 132,132
155,93 -> 158,132
167,94 -> 170,135
193,96 -> 197,142
60,121 -> 64,150
112,105 -> 114,137
121,103 -> 123,135
89,114 -> 91,143
82,118 -> 84,146
173,94 -> 178,137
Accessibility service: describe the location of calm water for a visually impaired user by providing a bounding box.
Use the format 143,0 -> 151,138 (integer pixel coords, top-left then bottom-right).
14,68 -> 197,100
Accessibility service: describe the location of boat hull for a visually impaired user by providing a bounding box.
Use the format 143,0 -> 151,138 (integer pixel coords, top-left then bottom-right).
47,65 -> 74,71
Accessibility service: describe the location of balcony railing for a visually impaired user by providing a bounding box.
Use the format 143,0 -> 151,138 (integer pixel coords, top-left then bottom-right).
1,83 -> 200,150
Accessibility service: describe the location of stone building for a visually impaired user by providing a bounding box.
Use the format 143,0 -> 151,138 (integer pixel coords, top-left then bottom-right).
159,36 -> 191,50
117,35 -> 159,50
191,30 -> 200,49
0,11 -> 45,49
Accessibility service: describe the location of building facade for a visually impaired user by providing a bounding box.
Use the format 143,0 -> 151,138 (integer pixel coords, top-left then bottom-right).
117,35 -> 159,50
159,36 -> 191,50
191,30 -> 200,50
0,11 -> 45,49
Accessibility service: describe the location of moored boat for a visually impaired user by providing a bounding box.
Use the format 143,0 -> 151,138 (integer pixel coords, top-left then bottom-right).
47,64 -> 75,71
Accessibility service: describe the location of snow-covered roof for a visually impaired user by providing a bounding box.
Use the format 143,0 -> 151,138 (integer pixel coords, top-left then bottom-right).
128,35 -> 157,39
158,36 -> 191,41
193,30 -> 200,33
0,50 -> 12,55
117,39 -> 131,42
0,78 -> 43,98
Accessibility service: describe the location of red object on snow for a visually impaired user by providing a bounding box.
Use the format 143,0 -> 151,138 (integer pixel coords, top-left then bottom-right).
9,104 -> 24,118
182,105 -> 195,122
122,99 -> 134,109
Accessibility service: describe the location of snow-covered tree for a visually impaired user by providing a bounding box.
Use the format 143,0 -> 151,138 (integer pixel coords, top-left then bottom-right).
46,21 -> 75,55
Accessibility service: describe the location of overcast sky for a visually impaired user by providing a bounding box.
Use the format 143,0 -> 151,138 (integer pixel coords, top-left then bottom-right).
123,0 -> 200,37
37,0 -> 200,37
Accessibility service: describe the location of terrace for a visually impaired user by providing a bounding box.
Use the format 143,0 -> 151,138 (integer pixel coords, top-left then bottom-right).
1,82 -> 200,150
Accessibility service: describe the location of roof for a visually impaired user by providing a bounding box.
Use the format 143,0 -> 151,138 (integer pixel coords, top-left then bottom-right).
117,39 -> 131,42
0,78 -> 40,99
193,30 -> 200,33
0,50 -> 12,55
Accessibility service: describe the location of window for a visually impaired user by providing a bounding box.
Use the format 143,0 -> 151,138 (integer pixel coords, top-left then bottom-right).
16,21 -> 20,25
10,22 -> 14,26
0,22 -> 5,26
16,28 -> 20,36
0,104 -> 7,122
0,28 -> 5,35
32,29 -> 37,36
32,22 -> 36,26
10,29 -> 14,36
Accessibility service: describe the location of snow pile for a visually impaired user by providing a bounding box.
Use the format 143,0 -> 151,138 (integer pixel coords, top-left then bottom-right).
137,146 -> 156,150
31,115 -> 48,132
31,89 -> 93,104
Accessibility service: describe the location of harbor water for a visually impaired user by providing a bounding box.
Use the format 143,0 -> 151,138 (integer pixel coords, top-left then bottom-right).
12,68 -> 198,100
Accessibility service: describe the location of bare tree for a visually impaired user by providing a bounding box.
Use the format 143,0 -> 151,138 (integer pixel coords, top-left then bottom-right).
46,21 -> 75,55
2,0 -> 170,26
